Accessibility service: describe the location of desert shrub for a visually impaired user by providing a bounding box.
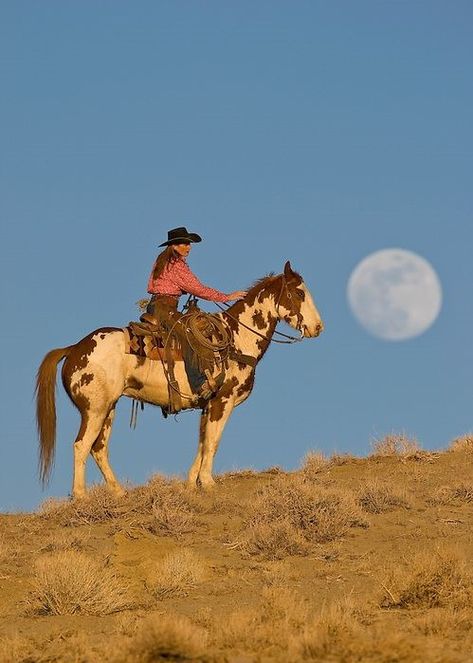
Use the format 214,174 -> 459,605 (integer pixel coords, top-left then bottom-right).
215,586 -> 308,654
380,549 -> 473,610
295,621 -> 443,663
299,451 -> 331,481
0,635 -> 33,663
40,476 -> 200,537
292,598 -> 370,661
243,519 -> 310,560
24,550 -> 136,615
239,477 -> 368,558
38,530 -> 85,554
330,452 -> 359,466
449,433 -> 473,453
370,432 -> 421,458
116,614 -> 208,663
429,483 -> 473,505
412,607 -> 473,637
357,480 -> 410,514
0,535 -> 8,566
39,485 -> 124,525
261,561 -> 294,587
146,549 -> 205,599
145,493 -> 196,537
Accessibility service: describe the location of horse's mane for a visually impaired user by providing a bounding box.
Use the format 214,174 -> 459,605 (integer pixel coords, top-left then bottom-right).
246,268 -> 302,296
247,272 -> 277,295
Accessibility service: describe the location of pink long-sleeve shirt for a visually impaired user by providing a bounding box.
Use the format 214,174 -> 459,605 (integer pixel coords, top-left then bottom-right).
147,257 -> 231,302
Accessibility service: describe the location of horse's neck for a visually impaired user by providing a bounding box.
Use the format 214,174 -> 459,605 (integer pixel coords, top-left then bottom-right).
224,288 -> 278,361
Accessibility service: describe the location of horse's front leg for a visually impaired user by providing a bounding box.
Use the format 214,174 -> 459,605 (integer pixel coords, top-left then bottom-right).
197,396 -> 235,489
188,407 -> 208,487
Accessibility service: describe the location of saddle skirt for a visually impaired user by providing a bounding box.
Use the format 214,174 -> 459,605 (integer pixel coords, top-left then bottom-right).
123,324 -> 184,362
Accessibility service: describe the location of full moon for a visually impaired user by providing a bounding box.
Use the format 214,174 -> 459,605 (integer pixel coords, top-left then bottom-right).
347,249 -> 442,341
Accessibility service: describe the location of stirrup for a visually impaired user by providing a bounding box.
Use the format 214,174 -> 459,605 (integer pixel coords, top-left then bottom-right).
198,370 -> 225,400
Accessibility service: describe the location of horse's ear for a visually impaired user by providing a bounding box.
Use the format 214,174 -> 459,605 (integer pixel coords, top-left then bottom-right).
284,261 -> 294,278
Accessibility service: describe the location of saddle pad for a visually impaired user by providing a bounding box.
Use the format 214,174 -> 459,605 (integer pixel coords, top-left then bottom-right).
123,326 -> 183,362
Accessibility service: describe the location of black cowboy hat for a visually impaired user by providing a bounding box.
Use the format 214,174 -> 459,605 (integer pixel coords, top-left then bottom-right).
159,226 -> 202,247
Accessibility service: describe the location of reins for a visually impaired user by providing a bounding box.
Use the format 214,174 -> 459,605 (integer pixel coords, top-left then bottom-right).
215,275 -> 304,345
131,274 -> 305,422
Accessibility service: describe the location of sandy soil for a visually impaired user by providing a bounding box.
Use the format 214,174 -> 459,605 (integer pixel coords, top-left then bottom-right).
1,441 -> 473,662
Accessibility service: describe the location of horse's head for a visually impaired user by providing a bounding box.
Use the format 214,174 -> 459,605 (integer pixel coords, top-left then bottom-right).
276,261 -> 324,338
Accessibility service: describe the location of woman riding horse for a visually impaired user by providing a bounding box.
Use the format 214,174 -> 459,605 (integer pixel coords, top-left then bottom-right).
140,226 -> 247,399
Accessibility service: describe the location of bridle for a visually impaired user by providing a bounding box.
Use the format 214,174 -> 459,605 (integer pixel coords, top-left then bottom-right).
215,274 -> 304,345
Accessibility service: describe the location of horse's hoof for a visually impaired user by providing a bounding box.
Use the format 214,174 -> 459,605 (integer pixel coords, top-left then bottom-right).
198,478 -> 216,490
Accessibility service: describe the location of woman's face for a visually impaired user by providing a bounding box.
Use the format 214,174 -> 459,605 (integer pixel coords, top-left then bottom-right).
173,242 -> 192,258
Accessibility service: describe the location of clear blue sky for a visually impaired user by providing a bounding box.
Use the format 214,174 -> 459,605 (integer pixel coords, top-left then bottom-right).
1,1 -> 472,511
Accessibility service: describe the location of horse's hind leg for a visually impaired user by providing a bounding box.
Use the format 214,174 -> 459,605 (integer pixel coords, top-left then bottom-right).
90,405 -> 124,497
72,406 -> 112,499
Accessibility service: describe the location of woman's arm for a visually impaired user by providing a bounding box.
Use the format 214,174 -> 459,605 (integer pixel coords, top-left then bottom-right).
172,260 -> 246,302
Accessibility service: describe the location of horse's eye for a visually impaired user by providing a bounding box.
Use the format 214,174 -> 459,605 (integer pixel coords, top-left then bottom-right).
296,290 -> 304,299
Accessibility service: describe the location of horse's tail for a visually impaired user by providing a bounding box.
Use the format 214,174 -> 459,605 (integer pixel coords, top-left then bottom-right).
35,346 -> 73,486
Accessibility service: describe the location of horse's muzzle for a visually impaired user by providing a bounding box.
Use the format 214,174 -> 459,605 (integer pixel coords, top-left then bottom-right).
304,321 -> 324,338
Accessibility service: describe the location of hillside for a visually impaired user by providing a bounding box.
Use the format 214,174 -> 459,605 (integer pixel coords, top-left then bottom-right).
1,435 -> 473,662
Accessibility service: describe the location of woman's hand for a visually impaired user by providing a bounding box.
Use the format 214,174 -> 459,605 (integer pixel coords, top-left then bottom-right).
228,290 -> 248,300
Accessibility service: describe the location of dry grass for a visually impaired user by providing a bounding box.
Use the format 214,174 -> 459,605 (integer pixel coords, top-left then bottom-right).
412,607 -> 473,638
357,480 -> 410,513
0,535 -> 8,567
299,450 -> 331,481
115,614 -> 208,663
39,486 -> 124,526
239,476 -> 368,558
242,518 -> 310,560
429,483 -> 473,505
261,560 -> 294,587
214,586 -> 308,654
294,614 -> 445,662
4,452 -> 473,662
330,452 -> 359,466
40,476 -> 200,537
37,530 -> 86,554
380,548 -> 473,610
370,432 -> 422,457
146,549 -> 205,599
449,433 -> 473,453
0,636 -> 32,663
24,550 -> 137,615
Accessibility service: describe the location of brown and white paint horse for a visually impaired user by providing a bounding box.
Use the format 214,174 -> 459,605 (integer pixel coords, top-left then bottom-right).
36,262 -> 323,498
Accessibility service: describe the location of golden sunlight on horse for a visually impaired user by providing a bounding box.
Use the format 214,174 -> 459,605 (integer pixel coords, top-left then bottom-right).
36,262 -> 323,498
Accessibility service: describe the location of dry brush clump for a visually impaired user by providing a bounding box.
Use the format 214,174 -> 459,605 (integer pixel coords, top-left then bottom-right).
0,636 -> 33,663
357,479 -> 410,514
370,432 -> 422,458
299,450 -> 331,481
238,476 -> 368,559
429,483 -> 473,505
24,550 -> 137,616
449,433 -> 473,453
113,614 -> 208,663
39,485 -> 125,525
380,548 -> 473,610
213,586 -> 308,656
40,475 -> 201,537
412,607 -> 473,639
146,548 -> 205,599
